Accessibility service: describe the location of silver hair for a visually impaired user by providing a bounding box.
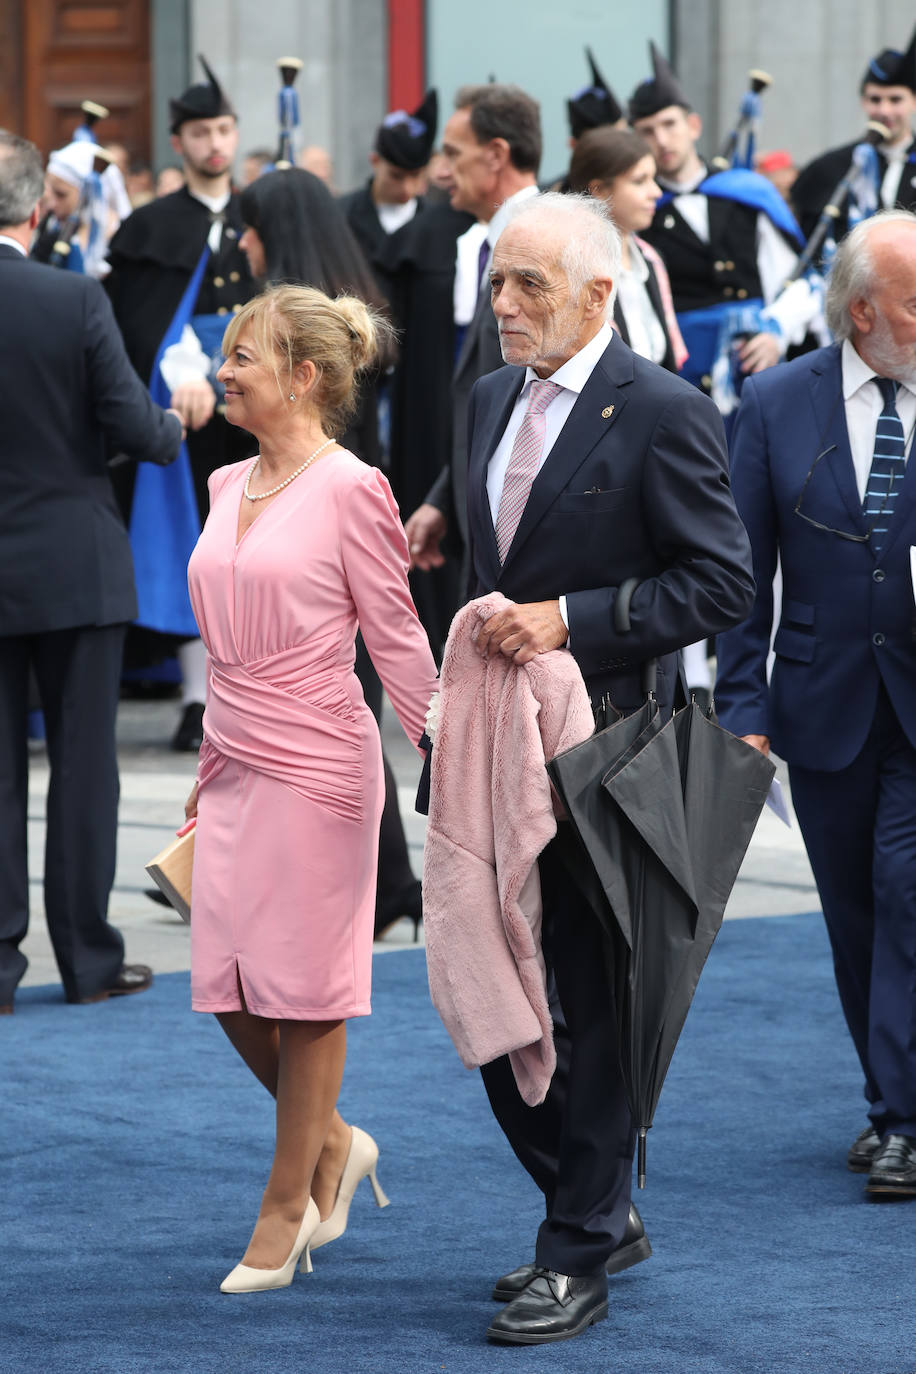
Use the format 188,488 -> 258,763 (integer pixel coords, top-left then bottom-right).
503,190 -> 622,315
0,131 -> 45,229
825,208 -> 916,341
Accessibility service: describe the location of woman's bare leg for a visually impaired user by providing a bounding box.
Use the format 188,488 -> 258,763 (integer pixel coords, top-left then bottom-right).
241,1018 -> 347,1268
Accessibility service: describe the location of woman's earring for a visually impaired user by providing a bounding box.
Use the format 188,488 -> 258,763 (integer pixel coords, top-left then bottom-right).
289,393 -> 296,401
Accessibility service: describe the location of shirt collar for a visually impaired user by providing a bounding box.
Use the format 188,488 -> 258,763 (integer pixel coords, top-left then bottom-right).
486,183 -> 539,249
0,234 -> 28,257
842,337 -> 916,403
189,188 -> 231,215
520,321 -> 614,398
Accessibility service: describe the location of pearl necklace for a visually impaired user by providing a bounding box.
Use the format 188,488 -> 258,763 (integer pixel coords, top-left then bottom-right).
244,439 -> 335,501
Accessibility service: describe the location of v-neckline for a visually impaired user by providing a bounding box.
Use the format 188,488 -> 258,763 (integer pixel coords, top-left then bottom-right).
233,450 -> 337,548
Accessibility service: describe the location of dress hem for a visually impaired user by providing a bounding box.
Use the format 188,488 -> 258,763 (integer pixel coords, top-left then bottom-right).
191,998 -> 372,1019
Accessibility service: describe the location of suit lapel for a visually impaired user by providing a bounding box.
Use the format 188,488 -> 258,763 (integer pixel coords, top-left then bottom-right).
454,283 -> 490,381
808,349 -> 865,537
499,340 -> 633,575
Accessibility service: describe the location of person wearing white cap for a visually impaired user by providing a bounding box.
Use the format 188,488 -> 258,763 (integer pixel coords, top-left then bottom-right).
31,140 -> 128,279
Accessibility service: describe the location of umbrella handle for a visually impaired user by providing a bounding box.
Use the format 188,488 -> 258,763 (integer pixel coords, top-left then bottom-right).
637,1126 -> 648,1189
614,579 -> 657,699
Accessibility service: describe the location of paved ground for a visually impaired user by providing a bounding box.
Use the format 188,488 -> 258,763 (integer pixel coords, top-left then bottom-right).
20,695 -> 818,989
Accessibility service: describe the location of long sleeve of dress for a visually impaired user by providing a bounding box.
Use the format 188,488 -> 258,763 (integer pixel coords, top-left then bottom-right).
338,464 -> 439,750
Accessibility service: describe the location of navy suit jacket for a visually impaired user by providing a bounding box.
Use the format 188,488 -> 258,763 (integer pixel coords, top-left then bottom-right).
715,344 -> 916,771
0,245 -> 181,636
466,334 -> 755,715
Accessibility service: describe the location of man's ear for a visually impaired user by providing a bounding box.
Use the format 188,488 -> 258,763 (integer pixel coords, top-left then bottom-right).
687,111 -> 703,143
848,294 -> 875,335
29,202 -> 42,231
486,136 -> 511,172
169,132 -> 184,161
586,277 -> 614,317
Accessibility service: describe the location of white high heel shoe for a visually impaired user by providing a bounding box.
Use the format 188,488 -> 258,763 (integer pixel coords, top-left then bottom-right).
306,1126 -> 390,1258
220,1197 -> 320,1293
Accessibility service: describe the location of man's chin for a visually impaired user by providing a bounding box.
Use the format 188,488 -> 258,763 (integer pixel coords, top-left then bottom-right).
499,336 -> 533,366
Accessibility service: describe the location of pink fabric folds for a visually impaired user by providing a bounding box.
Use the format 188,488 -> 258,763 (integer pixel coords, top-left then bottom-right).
423,592 -> 595,1106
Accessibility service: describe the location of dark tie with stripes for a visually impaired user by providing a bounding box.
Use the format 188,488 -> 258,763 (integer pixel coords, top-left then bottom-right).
863,377 -> 907,553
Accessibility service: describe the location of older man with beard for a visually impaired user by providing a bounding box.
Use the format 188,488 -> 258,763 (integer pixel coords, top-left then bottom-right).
716,210 -> 916,1200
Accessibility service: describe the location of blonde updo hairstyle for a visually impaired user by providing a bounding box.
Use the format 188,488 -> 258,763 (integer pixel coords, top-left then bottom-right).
222,284 -> 392,436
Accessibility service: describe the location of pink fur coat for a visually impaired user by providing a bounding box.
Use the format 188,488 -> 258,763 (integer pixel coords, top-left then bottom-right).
423,593 -> 595,1105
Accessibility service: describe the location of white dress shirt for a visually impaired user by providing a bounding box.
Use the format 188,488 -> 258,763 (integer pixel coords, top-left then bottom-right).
190,188 -> 231,253
0,234 -> 27,256
377,199 -> 418,235
616,238 -> 667,365
487,322 -> 614,633
842,339 -> 916,502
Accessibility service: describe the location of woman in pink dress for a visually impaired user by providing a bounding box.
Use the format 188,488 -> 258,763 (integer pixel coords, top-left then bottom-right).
184,284 -> 439,1292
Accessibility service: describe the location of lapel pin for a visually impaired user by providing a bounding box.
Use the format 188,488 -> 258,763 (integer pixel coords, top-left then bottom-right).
664,214 -> 675,229
601,405 -> 615,419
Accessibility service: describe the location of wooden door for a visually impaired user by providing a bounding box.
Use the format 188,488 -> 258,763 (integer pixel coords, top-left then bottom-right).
15,0 -> 151,160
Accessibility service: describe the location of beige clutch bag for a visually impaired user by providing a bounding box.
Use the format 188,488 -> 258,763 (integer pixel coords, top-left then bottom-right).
145,820 -> 195,923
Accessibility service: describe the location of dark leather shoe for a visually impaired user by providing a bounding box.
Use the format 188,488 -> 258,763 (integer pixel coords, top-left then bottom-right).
492,1203 -> 650,1300
866,1134 -> 916,1198
74,964 -> 154,1005
171,702 -> 205,752
486,1270 -> 608,1345
847,1124 -> 881,1172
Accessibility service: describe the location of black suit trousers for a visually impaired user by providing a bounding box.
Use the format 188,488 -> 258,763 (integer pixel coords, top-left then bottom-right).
0,624 -> 126,1002
480,832 -> 635,1276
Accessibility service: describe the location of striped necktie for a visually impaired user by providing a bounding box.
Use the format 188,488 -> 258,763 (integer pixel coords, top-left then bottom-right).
494,379 -> 563,563
863,377 -> 907,553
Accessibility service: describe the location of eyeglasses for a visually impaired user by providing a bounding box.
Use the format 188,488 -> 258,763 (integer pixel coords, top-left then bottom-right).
793,444 -> 878,543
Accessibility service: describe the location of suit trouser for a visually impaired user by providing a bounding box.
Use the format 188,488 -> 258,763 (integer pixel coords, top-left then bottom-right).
480,834 -> 635,1277
0,624 -> 126,1003
788,683 -> 916,1138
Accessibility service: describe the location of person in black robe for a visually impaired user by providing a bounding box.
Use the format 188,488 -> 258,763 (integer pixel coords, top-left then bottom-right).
338,89 -> 437,281
792,28 -> 916,244
106,56 -> 259,750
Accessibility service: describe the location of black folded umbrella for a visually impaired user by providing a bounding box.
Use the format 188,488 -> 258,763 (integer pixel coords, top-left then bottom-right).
547,581 -> 775,1184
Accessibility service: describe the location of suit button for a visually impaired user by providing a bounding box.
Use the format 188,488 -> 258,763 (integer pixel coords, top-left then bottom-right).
213,275 -> 225,287
713,259 -> 725,271
701,374 -> 712,388
216,306 -> 229,315
873,568 -> 885,582
229,270 -> 241,283
723,287 -> 735,298
737,288 -> 748,299
873,632 -> 885,646
725,260 -> 736,271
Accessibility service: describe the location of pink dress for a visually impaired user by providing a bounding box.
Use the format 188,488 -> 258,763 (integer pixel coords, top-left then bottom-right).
186,451 -> 438,1020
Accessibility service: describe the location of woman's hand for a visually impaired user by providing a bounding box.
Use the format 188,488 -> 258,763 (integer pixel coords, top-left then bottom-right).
185,781 -> 199,820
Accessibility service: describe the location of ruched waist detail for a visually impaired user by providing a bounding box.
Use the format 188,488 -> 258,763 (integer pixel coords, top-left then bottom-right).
198,648 -> 368,823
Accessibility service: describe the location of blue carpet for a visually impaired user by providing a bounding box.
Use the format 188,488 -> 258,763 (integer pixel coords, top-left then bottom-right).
2,915 -> 914,1374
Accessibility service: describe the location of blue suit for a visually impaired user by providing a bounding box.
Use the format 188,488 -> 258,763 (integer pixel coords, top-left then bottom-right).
716,344 -> 916,1139
466,334 -> 754,1274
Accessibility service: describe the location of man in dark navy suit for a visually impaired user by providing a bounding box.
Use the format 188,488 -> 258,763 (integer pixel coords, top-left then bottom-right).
716,210 -> 916,1200
0,133 -> 183,1011
462,192 -> 754,1345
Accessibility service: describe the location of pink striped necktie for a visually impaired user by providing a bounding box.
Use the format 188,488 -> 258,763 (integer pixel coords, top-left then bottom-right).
494,379 -> 563,563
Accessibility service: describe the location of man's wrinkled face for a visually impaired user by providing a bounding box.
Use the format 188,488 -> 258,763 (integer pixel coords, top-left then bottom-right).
490,221 -> 601,376
852,227 -> 916,384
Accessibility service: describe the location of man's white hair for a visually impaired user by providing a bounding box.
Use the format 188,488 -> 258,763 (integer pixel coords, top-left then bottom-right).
503,190 -> 621,315
825,208 -> 916,341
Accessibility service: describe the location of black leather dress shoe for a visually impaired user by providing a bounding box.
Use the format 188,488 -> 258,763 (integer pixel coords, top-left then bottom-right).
73,964 -> 154,1005
492,1203 -> 650,1300
171,702 -> 205,752
866,1134 -> 916,1197
847,1124 -> 881,1172
486,1270 -> 608,1345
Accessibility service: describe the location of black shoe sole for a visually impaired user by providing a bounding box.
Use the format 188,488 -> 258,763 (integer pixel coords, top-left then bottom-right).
486,1301 -> 608,1345
865,1182 -> 916,1198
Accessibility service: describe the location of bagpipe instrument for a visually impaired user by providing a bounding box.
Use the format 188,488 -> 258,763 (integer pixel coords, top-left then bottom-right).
784,119 -> 891,282
711,69 -> 772,171
275,57 -> 304,168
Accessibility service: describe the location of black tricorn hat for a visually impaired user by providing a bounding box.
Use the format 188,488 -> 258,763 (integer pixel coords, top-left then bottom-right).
169,54 -> 236,134
628,41 -> 692,122
375,89 -> 438,170
567,48 -> 623,138
862,24 -> 916,93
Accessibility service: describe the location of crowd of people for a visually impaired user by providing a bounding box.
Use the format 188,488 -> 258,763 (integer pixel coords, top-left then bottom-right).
1,25 -> 915,1348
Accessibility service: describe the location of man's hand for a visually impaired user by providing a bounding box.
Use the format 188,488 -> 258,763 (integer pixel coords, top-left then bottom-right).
170,378 -> 216,431
404,503 -> 447,570
476,601 -> 567,664
165,407 -> 188,441
737,332 -> 782,375
741,734 -> 771,757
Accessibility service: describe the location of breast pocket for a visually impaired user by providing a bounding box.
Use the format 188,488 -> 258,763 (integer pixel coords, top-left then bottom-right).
553,487 -> 628,514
